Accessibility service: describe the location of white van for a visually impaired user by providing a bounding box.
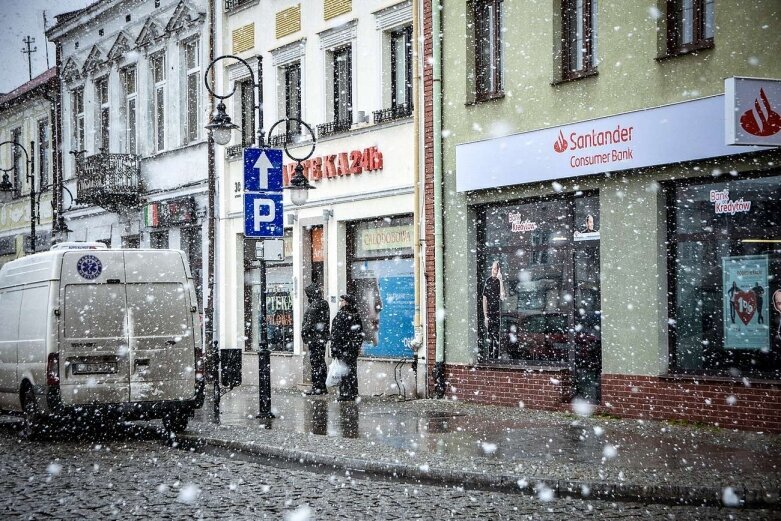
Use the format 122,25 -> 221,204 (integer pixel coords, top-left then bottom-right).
0,244 -> 205,437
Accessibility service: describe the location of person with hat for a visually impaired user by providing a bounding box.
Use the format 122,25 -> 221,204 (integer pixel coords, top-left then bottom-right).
301,283 -> 331,395
329,293 -> 364,401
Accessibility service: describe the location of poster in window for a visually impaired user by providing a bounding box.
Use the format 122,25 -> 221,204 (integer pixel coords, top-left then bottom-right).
350,258 -> 414,359
722,255 -> 769,350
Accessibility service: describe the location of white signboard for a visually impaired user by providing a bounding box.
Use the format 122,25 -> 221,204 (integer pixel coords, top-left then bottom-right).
456,95 -> 761,192
725,77 -> 781,147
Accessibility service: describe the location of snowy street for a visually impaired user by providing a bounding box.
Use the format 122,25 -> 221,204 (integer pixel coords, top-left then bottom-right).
0,423 -> 774,520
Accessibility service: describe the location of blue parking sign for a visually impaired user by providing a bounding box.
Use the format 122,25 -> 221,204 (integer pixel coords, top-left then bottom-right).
244,148 -> 283,192
244,193 -> 284,238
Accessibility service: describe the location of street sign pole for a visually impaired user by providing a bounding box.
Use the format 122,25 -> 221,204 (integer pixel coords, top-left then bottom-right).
243,148 -> 283,420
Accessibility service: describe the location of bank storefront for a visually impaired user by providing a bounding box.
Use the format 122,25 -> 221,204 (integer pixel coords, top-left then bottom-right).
449,80 -> 781,430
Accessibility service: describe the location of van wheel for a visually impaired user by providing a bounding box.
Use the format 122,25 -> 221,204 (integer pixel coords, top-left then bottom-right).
162,412 -> 189,434
20,385 -> 44,440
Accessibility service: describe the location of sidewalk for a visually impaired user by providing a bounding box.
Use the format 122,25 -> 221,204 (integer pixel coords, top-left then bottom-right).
184,386 -> 781,508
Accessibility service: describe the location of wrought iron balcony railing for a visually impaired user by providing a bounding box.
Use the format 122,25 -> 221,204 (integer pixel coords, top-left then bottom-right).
373,103 -> 414,124
75,152 -> 141,211
225,0 -> 255,12
316,119 -> 352,138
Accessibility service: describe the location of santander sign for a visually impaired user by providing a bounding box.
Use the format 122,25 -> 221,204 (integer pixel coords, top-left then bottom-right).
739,88 -> 781,137
553,123 -> 635,169
726,77 -> 781,146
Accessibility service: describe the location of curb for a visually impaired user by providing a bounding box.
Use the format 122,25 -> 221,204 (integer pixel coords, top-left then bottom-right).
179,433 -> 780,509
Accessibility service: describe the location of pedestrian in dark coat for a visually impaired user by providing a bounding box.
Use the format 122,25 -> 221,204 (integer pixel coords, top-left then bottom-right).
329,294 -> 364,401
302,284 -> 331,395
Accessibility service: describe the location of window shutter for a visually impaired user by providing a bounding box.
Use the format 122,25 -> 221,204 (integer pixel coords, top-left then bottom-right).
324,0 -> 351,21
276,5 -> 301,39
232,24 -> 255,54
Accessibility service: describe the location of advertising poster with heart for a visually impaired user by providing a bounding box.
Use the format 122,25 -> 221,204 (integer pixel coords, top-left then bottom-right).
723,255 -> 769,350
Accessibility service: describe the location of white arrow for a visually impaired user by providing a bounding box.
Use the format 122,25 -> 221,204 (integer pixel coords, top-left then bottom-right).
252,151 -> 274,190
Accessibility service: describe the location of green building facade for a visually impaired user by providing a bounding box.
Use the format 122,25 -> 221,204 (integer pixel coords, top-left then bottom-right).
427,0 -> 781,431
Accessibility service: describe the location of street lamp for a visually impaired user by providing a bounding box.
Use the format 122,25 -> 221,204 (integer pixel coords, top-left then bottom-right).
0,140 -> 39,253
204,54 -> 317,421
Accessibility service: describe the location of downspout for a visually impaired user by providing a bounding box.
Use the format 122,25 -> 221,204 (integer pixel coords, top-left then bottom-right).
432,0 -> 446,397
409,0 -> 423,390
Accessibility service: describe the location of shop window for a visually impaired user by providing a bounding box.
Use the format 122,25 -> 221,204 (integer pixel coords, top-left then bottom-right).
477,194 -> 601,400
246,230 -> 294,352
666,0 -> 714,56
668,175 -> 781,379
561,0 -> 598,81
473,0 -> 503,101
347,216 -> 415,359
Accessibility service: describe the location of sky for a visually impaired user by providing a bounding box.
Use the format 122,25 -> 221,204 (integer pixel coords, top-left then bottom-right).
0,0 -> 94,93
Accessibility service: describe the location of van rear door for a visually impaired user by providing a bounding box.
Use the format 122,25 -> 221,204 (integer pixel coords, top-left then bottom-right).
60,251 -> 129,406
124,251 -> 195,402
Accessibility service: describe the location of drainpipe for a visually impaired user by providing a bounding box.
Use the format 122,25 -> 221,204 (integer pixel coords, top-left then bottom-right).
432,0 -> 446,398
408,0 -> 423,393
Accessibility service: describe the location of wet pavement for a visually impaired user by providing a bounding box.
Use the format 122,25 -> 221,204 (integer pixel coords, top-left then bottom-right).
185,386 -> 781,508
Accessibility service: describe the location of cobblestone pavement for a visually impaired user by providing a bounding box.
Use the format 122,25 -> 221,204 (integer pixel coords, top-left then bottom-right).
0,424 -> 777,520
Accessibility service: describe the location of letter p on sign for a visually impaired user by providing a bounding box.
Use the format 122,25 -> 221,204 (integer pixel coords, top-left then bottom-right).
244,192 -> 283,237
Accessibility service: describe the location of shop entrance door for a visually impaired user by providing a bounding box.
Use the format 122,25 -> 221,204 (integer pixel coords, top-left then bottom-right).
572,241 -> 601,402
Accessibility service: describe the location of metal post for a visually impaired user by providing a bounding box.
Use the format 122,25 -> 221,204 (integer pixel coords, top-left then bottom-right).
28,141 -> 35,253
257,250 -> 274,418
212,340 -> 220,423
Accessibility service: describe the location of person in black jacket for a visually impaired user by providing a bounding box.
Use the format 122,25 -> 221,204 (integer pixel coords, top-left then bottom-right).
330,294 -> 364,401
302,284 -> 331,395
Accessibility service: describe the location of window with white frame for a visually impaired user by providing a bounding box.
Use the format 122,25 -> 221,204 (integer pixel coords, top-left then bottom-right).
151,52 -> 166,152
72,88 -> 85,152
283,61 -> 301,135
122,66 -> 137,154
239,78 -> 255,147
96,76 -> 110,151
332,46 -> 352,124
183,38 -> 200,143
390,25 -> 412,111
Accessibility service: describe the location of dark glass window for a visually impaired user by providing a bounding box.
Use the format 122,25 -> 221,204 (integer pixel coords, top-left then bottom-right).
333,46 -> 352,124
11,127 -> 21,198
666,0 -> 714,55
669,175 -> 781,379
285,62 -> 302,135
37,120 -> 49,190
474,0 -> 503,100
150,230 -> 169,249
477,194 -> 602,401
239,78 -> 255,147
96,77 -> 109,151
181,226 -> 203,310
561,0 -> 597,80
391,25 -> 413,110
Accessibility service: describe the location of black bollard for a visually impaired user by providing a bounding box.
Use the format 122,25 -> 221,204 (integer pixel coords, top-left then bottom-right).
257,346 -> 274,418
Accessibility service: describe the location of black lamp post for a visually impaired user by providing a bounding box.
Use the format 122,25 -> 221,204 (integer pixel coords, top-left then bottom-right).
204,54 -> 316,421
0,140 -> 39,253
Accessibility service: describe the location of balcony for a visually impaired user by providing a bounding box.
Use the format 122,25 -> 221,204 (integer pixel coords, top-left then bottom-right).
373,103 -> 413,124
225,0 -> 257,12
76,152 -> 141,212
316,119 -> 352,138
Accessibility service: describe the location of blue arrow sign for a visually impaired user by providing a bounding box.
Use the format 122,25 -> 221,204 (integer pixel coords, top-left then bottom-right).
244,148 -> 283,192
244,193 -> 284,238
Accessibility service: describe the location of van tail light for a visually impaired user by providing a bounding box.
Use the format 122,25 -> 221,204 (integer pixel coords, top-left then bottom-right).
195,346 -> 205,381
47,353 -> 60,387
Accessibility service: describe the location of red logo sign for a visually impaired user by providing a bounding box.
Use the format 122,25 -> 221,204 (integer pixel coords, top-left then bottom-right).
734,290 -> 757,326
740,88 -> 781,137
553,130 -> 568,153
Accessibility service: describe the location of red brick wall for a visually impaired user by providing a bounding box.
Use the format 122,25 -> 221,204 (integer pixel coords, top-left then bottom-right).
601,374 -> 781,432
443,364 -> 573,411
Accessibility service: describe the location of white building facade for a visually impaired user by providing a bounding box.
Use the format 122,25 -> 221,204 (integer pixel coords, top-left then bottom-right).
47,0 -> 211,310
215,0 -> 423,397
